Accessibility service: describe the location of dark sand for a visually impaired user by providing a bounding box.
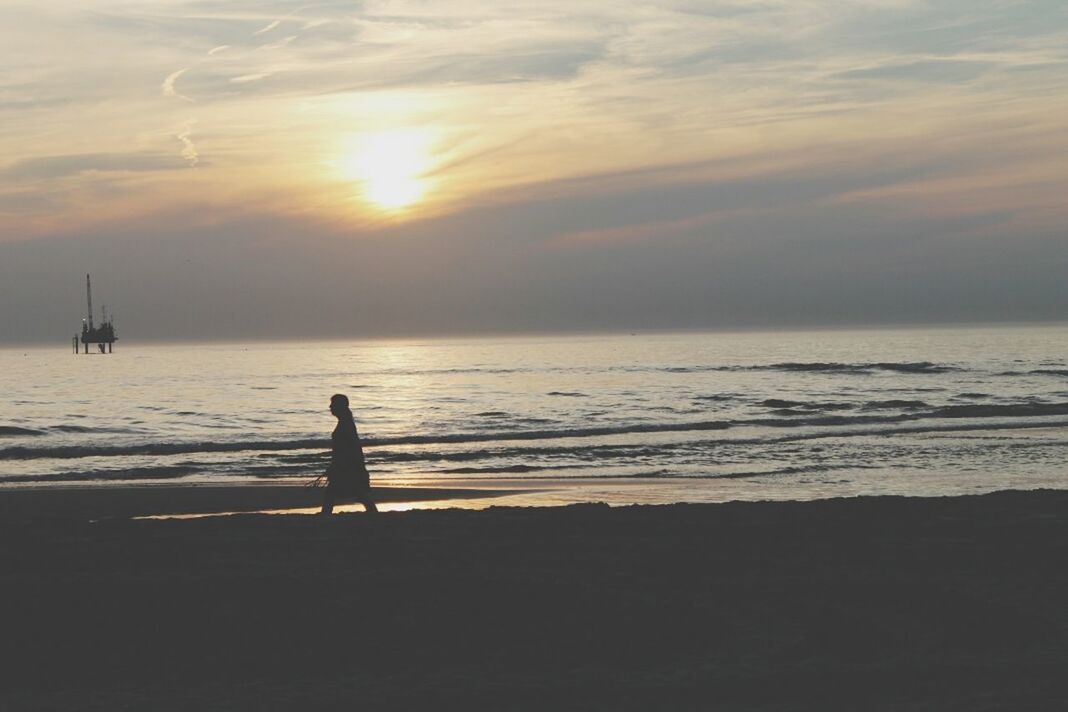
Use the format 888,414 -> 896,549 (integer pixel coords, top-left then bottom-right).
1,488 -> 1066,711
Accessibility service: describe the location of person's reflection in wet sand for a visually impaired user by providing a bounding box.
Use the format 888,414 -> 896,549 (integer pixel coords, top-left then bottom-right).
321,394 -> 378,515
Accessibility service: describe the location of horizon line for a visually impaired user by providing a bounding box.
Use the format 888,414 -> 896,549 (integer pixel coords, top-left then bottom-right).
4,318 -> 1067,350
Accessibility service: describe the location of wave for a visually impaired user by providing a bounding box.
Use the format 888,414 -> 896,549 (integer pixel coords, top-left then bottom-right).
747,413 -> 912,428
170,360 -> 1055,380
6,416 -> 1068,484
1,424 -> 143,437
861,400 -> 929,410
0,419 -> 738,461
369,442 -> 669,465
360,421 -> 732,449
927,402 -> 1068,419
4,402 -> 1068,462
381,367 -> 533,376
0,438 -> 327,461
0,426 -> 44,437
692,463 -> 875,480
2,466 -> 197,484
628,362 -> 961,375
748,403 -> 1068,428
761,399 -> 853,411
50,425 -> 97,433
50,424 -> 143,434
768,417 -> 1068,445
672,361 -> 960,375
997,369 -> 1068,378
435,464 -> 566,475
477,462 -> 883,481
762,399 -> 809,409
750,361 -> 960,375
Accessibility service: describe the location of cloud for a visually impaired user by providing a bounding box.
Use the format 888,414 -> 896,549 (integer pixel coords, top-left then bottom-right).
2,0 -> 1068,337
230,73 -> 271,84
161,68 -> 193,101
1,153 -> 184,182
175,124 -> 199,167
832,59 -> 995,83
253,19 -> 281,35
260,35 -> 298,50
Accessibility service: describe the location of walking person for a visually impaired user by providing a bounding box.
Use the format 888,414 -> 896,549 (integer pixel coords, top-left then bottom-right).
321,393 -> 378,515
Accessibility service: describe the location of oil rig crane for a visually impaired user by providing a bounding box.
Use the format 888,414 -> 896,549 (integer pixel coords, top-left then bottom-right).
73,274 -> 118,354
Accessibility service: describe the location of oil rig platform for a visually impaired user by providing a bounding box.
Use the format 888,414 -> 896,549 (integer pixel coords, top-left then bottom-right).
73,274 -> 118,354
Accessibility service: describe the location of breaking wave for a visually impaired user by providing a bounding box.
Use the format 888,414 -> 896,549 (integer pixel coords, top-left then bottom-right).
737,361 -> 961,375
5,402 -> 1068,463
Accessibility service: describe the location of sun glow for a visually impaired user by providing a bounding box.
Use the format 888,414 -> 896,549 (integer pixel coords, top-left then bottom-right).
341,129 -> 433,210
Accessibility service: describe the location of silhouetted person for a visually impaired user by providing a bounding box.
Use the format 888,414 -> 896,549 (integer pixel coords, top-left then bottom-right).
321,393 -> 378,515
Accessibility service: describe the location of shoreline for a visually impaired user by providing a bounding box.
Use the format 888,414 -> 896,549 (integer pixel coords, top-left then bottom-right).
1,488 -> 1066,710
0,483 -> 540,524
4,478 -> 1068,523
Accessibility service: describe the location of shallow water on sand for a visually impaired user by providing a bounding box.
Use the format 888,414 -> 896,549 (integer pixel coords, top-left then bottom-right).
2,325 -> 1067,504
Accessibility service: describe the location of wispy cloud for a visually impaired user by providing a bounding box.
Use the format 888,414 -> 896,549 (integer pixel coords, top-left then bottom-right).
3,0 -> 1068,245
1,152 -> 183,182
260,35 -> 298,50
230,73 -> 271,84
161,68 -> 193,101
176,123 -> 199,167
253,19 -> 281,35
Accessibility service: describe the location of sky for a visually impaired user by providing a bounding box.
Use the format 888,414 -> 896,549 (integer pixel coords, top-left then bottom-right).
1,0 -> 1067,342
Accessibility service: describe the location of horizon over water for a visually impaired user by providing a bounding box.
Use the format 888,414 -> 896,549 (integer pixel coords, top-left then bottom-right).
6,318 -> 1068,349
2,324 -> 1067,508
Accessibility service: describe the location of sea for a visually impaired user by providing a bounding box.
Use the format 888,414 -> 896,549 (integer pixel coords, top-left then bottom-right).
2,325 -> 1067,507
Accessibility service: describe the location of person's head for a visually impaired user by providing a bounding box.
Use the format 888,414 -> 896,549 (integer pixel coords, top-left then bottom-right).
329,393 -> 351,419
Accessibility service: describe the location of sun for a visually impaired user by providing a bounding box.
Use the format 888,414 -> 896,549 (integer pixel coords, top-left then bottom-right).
341,129 -> 432,210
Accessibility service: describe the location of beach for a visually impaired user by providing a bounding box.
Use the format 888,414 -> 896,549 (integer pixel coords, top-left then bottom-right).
2,487 -> 1066,711
6,0 -> 1068,707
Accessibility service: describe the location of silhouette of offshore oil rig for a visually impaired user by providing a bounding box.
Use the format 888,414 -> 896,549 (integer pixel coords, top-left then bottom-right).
73,274 -> 117,354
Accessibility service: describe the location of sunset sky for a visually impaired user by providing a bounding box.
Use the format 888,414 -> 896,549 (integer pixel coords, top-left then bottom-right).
2,1 -> 1067,341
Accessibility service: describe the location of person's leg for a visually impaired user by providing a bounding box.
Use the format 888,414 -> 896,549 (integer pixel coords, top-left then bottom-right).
321,489 -> 335,515
361,492 -> 378,514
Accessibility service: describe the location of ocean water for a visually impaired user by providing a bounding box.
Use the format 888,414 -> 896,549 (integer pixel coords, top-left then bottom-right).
2,326 -> 1067,505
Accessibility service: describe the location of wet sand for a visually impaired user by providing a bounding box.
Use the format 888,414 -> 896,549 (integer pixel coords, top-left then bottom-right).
0,484 -> 529,523
1,488 -> 1066,710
